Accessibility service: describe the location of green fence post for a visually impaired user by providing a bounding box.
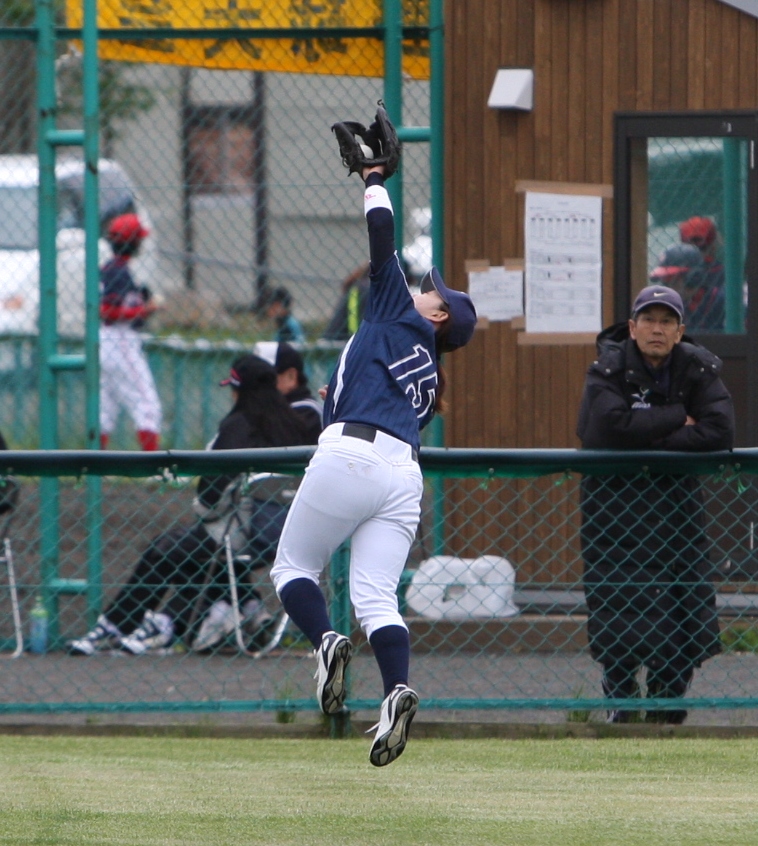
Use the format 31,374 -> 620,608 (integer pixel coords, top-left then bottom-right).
173,349 -> 187,448
35,0 -> 61,645
82,0 -> 103,628
383,0 -> 404,247
329,542 -> 352,737
722,138 -> 745,334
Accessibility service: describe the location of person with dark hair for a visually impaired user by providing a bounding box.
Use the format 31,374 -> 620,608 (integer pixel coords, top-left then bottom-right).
67,353 -> 320,656
254,285 -> 306,344
252,341 -> 322,442
190,341 -> 323,651
270,106 -> 477,766
99,213 -> 162,450
577,285 -> 734,724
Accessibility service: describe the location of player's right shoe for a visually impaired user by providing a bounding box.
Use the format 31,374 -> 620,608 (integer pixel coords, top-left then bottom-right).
119,610 -> 175,655
368,684 -> 419,767
314,631 -> 352,715
66,615 -> 121,656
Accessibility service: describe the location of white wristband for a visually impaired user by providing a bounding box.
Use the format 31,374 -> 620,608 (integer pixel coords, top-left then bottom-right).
364,185 -> 393,216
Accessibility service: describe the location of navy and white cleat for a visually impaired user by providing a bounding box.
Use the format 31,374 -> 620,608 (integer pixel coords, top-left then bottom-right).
314,631 -> 352,715
368,684 -> 419,767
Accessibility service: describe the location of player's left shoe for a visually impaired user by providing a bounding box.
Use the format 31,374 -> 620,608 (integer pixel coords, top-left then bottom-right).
367,684 -> 419,767
314,631 -> 352,714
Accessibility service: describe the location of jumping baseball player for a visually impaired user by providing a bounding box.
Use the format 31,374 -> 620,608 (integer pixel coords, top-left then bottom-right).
99,213 -> 162,451
270,104 -> 477,766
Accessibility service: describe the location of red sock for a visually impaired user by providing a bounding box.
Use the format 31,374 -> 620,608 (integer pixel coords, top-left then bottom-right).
137,430 -> 160,451
100,433 -> 109,450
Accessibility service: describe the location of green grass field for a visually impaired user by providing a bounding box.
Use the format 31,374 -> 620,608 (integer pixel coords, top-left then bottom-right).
2,735 -> 757,845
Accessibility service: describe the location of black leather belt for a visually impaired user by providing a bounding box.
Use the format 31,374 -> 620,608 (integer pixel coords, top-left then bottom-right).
342,423 -> 418,462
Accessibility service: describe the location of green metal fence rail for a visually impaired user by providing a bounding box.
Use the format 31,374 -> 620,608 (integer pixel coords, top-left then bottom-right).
0,447 -> 757,723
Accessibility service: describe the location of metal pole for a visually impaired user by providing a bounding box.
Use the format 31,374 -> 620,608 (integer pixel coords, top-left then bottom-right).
35,0 -> 60,645
429,0 -> 444,277
82,0 -> 104,625
383,0 -> 404,246
180,69 -> 196,290
722,138 -> 745,334
252,71 -> 269,299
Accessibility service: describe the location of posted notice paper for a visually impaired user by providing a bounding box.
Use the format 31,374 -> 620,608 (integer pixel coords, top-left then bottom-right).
524,191 -> 602,333
467,266 -> 524,322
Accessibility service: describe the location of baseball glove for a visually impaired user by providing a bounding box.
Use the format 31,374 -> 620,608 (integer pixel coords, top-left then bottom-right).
331,102 -> 401,178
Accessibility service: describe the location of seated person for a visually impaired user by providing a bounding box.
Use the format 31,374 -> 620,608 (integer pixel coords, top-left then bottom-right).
67,348 -> 321,656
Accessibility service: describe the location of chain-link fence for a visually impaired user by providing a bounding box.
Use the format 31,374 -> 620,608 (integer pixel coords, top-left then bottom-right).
1,448 -> 758,725
0,1 -> 434,448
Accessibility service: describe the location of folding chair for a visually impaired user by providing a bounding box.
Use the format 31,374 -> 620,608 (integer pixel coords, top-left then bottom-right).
195,472 -> 294,657
0,478 -> 22,659
224,533 -> 290,658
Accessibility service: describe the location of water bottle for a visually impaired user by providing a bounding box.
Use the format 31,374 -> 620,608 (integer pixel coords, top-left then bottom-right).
29,596 -> 48,654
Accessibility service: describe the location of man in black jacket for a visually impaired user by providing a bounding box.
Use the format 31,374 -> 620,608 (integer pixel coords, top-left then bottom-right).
576,285 -> 734,723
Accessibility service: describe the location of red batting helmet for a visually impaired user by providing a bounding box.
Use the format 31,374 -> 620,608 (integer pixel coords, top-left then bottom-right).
679,216 -> 717,249
107,213 -> 149,246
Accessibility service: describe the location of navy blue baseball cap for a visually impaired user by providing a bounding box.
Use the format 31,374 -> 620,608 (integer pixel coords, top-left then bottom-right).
631,285 -> 685,322
420,267 -> 478,352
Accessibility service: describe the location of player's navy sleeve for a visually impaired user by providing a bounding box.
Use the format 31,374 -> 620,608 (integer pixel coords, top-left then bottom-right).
322,175 -> 438,452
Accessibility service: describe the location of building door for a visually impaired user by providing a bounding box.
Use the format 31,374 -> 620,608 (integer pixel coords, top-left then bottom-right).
614,111 -> 758,446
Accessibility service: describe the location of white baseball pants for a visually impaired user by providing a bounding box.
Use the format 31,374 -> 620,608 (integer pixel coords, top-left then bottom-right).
99,323 -> 162,435
271,422 -> 423,639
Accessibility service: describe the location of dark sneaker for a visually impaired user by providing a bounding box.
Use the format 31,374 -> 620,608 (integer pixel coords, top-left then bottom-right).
368,684 -> 419,767
606,709 -> 641,723
314,631 -> 352,714
66,615 -> 121,656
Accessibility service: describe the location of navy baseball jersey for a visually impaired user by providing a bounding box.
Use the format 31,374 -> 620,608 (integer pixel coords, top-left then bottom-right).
100,256 -> 148,329
323,251 -> 437,452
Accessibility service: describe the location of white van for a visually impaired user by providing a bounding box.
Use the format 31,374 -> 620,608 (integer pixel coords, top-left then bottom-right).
0,154 -> 156,337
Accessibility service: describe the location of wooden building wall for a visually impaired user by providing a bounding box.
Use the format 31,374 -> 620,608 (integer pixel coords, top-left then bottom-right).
443,0 -> 758,448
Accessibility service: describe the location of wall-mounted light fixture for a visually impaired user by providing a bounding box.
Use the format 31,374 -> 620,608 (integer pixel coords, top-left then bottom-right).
487,68 -> 534,111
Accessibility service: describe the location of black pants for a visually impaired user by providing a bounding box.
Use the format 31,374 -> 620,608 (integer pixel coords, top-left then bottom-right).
103,500 -> 288,640
103,521 -> 260,639
602,657 -> 694,724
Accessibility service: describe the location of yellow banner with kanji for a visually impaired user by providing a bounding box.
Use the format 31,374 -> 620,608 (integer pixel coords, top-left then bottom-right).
65,0 -> 430,79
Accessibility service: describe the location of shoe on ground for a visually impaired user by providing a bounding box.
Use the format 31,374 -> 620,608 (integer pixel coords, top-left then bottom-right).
368,684 -> 419,767
66,615 -> 121,656
119,611 -> 174,655
606,709 -> 641,724
314,631 -> 352,715
243,602 -> 277,651
191,600 -> 235,652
